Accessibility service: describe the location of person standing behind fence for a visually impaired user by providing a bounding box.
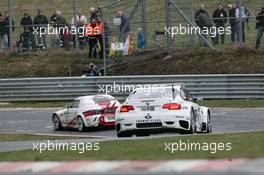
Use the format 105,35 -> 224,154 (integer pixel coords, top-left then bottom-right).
3,11 -> 14,49
86,19 -> 99,59
0,13 -> 8,52
33,9 -> 48,49
235,3 -> 250,43
20,10 -> 33,32
57,11 -> 68,48
212,3 -> 227,45
97,16 -> 104,59
71,10 -> 87,49
117,10 -> 130,43
255,7 -> 264,49
195,4 -> 213,47
228,3 -> 236,43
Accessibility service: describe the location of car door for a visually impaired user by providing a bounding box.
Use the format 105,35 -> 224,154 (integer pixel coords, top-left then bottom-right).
65,100 -> 80,123
180,88 -> 200,121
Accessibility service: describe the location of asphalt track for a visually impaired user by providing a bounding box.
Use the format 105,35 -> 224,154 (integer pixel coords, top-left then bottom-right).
0,108 -> 264,137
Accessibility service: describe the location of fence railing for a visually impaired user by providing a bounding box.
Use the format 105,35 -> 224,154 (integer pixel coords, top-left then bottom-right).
0,74 -> 264,102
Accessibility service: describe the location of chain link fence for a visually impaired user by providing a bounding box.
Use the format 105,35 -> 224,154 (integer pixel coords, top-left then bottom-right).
0,0 -> 263,55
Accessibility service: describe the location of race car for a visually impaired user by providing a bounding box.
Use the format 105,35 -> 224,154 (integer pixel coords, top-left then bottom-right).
52,95 -> 120,132
115,84 -> 212,137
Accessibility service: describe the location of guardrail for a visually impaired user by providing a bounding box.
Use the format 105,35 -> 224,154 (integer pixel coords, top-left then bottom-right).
0,74 -> 264,102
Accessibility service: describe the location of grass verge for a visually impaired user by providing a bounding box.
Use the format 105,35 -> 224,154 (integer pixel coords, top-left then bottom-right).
0,134 -> 83,142
1,99 -> 264,108
0,131 -> 263,161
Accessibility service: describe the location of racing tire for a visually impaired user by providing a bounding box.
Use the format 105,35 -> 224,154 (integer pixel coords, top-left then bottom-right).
206,112 -> 213,133
52,114 -> 63,131
117,131 -> 133,138
77,116 -> 87,132
180,109 -> 196,134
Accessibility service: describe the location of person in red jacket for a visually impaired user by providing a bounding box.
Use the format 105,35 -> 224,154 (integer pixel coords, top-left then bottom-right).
85,19 -> 99,58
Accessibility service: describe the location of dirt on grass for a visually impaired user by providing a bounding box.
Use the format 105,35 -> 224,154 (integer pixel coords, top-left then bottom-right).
0,46 -> 264,78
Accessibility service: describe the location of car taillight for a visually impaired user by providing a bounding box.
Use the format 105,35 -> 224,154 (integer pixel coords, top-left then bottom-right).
83,110 -> 100,117
120,105 -> 135,113
163,103 -> 181,110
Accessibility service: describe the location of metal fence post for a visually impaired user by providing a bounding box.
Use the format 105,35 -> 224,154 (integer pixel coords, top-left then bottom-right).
237,0 -> 243,45
8,0 -> 13,51
189,0 -> 195,47
141,0 -> 147,48
165,0 -> 172,49
72,0 -> 80,52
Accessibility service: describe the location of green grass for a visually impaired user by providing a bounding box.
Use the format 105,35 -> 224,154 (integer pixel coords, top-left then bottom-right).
198,99 -> 264,108
1,99 -> 264,108
0,134 -> 83,142
0,101 -> 70,108
0,131 -> 263,161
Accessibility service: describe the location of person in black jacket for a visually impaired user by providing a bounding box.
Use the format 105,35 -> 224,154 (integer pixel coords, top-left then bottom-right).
255,7 -> 264,49
20,10 -> 33,31
212,3 -> 227,44
33,9 -> 48,49
3,11 -> 14,49
194,4 -> 213,46
228,3 -> 237,42
0,13 -> 8,51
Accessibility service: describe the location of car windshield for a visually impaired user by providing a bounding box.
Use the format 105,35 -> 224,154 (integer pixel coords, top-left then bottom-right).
127,87 -> 177,100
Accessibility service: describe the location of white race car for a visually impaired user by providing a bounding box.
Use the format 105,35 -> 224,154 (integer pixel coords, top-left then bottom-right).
52,95 -> 120,132
115,84 -> 212,137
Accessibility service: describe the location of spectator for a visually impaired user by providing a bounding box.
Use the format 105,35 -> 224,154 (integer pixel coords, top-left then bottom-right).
33,9 -> 48,49
20,10 -> 33,32
228,3 -> 236,42
212,3 -> 227,45
90,7 -> 100,22
86,63 -> 99,76
235,3 -> 250,43
17,27 -> 36,52
117,10 -> 130,42
3,11 -> 15,48
71,10 -> 87,49
97,16 -> 104,58
195,4 -> 213,46
255,7 -> 264,49
0,13 -> 8,51
50,10 -> 60,48
56,11 -> 69,48
85,18 -> 98,58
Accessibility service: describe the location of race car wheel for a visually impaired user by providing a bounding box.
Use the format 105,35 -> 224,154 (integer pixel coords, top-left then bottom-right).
52,114 -> 63,131
117,131 -> 133,138
77,116 -> 86,132
180,109 -> 195,134
206,112 -> 212,133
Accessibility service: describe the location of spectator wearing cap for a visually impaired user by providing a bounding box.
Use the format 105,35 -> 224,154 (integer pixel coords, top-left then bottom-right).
255,7 -> 264,49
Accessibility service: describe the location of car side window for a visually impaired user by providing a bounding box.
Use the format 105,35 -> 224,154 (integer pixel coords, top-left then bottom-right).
71,100 -> 80,108
180,88 -> 187,100
183,89 -> 193,102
